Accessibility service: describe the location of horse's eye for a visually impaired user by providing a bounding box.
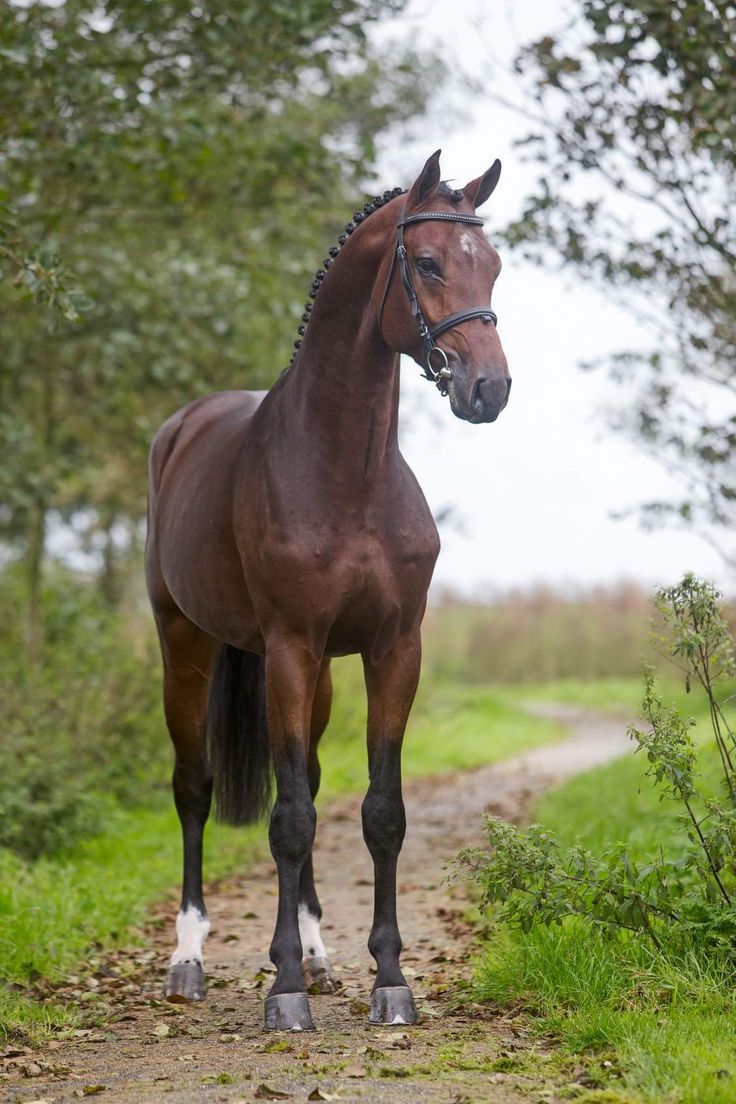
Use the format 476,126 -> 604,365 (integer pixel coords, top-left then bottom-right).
416,256 -> 440,278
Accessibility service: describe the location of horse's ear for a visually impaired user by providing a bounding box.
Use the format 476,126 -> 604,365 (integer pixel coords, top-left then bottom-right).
406,149 -> 442,208
463,159 -> 502,209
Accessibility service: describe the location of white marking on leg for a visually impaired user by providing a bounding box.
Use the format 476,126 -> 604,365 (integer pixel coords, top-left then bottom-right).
171,906 -> 210,965
298,906 -> 327,959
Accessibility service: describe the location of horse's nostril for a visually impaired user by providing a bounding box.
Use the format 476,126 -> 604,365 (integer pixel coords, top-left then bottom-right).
473,376 -> 508,410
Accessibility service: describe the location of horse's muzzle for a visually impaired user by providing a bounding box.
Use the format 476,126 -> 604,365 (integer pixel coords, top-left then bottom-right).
449,374 -> 511,424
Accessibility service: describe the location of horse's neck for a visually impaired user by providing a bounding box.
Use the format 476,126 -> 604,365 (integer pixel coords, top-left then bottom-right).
276,234 -> 401,483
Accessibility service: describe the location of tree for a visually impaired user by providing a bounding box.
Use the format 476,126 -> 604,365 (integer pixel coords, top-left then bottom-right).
499,0 -> 736,561
0,0 -> 435,644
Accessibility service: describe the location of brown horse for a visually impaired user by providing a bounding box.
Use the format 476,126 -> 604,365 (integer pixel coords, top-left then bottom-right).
145,150 -> 510,1031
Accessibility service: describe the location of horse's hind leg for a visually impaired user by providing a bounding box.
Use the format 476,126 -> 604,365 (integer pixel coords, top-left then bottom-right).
155,609 -> 216,1002
361,632 -> 421,1026
299,660 -> 339,994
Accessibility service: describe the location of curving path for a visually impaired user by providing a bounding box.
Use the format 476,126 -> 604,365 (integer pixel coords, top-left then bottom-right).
4,703 -> 630,1104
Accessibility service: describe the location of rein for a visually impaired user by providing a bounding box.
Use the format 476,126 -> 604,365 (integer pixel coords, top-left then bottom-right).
377,210 -> 498,393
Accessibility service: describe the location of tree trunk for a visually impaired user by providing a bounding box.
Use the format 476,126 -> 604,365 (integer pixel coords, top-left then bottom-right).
24,496 -> 46,660
23,364 -> 53,659
99,514 -> 119,607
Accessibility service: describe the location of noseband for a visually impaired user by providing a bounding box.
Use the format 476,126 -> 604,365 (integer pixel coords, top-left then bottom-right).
377,210 -> 498,393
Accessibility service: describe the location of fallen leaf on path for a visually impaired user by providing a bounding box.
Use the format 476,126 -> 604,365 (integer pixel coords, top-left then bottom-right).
307,1089 -> 337,1101
262,1040 -> 292,1054
151,1023 -> 170,1038
254,1085 -> 291,1100
348,999 -> 370,1016
384,1031 -> 411,1050
82,1087 -> 106,1096
358,1046 -> 384,1059
344,1065 -> 367,1078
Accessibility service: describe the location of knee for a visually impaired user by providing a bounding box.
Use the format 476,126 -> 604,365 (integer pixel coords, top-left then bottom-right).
361,789 -> 405,861
269,795 -> 316,865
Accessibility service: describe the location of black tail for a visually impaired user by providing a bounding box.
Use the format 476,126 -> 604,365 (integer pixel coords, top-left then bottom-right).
206,644 -> 271,825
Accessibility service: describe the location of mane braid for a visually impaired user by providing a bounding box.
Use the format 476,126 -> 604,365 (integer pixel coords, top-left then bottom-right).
283,185 -> 407,373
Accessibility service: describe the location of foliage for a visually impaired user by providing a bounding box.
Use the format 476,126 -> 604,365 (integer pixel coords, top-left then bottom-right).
461,574 -> 736,959
0,0 -> 436,624
0,569 -> 166,858
502,1 -> 736,550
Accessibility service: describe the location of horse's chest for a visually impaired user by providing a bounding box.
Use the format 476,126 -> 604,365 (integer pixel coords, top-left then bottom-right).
254,520 -> 438,638
322,530 -> 436,655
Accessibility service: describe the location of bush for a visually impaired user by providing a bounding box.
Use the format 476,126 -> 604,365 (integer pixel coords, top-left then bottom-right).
0,569 -> 167,859
460,574 -> 736,963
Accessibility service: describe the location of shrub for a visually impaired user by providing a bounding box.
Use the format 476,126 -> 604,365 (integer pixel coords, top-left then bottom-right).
0,569 -> 167,859
460,574 -> 736,961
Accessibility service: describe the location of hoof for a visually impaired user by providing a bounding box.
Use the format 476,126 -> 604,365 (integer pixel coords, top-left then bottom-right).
264,992 -> 315,1032
163,960 -> 206,1003
369,985 -> 418,1026
303,955 -> 339,994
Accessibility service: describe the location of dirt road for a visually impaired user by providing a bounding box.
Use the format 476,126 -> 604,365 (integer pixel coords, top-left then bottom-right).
3,704 -> 630,1104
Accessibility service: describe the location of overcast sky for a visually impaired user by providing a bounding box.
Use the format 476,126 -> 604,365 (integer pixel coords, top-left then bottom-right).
375,0 -> 731,596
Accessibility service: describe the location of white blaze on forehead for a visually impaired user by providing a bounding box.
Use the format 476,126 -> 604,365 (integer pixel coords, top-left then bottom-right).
298,906 -> 327,959
171,906 -> 210,965
459,231 -> 476,256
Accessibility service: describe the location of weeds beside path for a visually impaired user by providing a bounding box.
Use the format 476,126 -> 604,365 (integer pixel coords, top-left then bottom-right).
2,704 -> 629,1104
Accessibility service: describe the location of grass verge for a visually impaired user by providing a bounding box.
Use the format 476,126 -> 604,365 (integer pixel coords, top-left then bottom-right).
472,681 -> 736,1104
0,808 -> 264,1037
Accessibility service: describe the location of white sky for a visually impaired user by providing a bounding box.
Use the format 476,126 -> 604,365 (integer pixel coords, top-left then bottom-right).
375,0 -> 731,596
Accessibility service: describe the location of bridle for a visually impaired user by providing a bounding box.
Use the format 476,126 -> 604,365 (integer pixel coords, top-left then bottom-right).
377,210 -> 498,393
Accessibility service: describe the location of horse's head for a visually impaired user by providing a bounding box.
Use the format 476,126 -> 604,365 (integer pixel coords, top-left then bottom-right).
377,150 -> 511,424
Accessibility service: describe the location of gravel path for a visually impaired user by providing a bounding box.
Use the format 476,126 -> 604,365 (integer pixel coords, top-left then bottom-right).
3,703 -> 630,1104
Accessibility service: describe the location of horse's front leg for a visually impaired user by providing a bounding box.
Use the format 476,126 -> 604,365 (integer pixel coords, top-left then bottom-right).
264,636 -> 321,1031
361,633 -> 421,1026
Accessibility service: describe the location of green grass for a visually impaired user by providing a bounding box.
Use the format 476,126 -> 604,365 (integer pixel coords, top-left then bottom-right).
320,656 -> 566,797
0,806 -> 264,1036
0,658 -> 564,1038
503,674 -> 687,715
473,678 -> 736,1104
